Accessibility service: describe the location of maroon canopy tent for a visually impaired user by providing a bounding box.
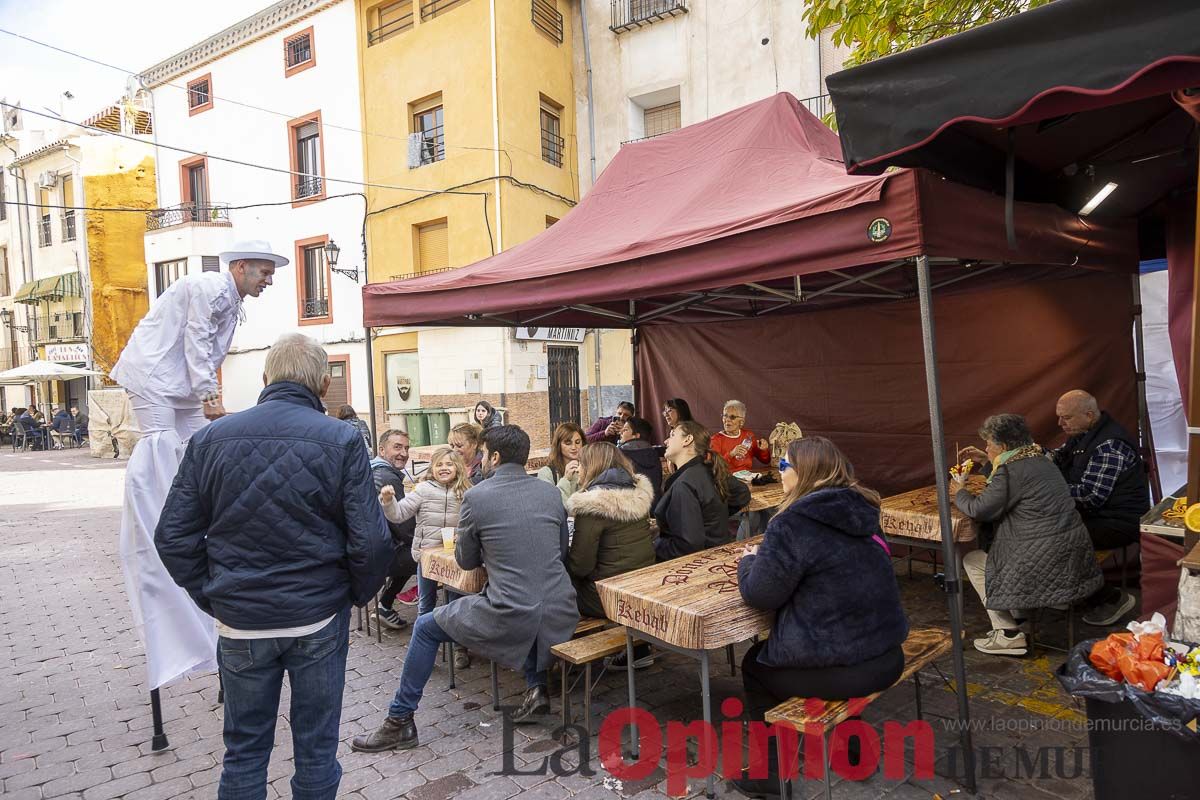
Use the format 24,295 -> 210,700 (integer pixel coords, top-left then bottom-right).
363,94 -> 1140,793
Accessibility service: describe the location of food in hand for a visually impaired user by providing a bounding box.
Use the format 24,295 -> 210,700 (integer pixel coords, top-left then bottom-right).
949,459 -> 974,479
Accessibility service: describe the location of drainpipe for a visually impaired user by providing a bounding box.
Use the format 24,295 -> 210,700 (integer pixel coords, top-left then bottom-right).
61,144 -> 95,396
489,0 -> 508,409
579,0 -> 598,186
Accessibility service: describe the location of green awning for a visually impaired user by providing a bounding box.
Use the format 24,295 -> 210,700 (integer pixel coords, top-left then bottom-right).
13,273 -> 82,304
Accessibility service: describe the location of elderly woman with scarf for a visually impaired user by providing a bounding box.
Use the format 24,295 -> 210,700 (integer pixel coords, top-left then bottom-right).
954,414 -> 1103,658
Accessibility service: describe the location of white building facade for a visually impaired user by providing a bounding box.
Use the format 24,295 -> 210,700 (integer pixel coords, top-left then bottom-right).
572,1 -> 848,189
138,0 -> 369,414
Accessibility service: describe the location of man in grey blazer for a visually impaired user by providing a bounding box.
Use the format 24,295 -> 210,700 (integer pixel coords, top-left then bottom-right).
353,425 -> 579,751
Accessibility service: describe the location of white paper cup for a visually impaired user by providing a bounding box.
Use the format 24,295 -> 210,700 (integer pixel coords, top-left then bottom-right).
441,527 -> 456,551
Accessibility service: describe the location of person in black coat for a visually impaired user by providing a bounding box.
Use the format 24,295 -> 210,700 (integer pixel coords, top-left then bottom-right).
371,430 -> 419,629
618,416 -> 663,510
732,436 -> 908,796
653,421 -> 750,562
155,333 -> 393,800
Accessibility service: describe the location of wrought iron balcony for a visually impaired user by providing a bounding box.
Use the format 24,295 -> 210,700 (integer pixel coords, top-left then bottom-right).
302,298 -> 329,319
31,311 -> 85,344
62,210 -> 76,242
294,175 -> 324,200
541,129 -> 564,167
610,0 -> 687,33
368,6 -> 414,45
420,0 -> 468,22
416,127 -> 444,166
801,93 -> 834,122
146,202 -> 232,231
532,0 -> 563,43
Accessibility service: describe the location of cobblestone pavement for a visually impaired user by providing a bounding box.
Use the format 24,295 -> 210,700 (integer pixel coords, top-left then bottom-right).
1,447 -> 1105,799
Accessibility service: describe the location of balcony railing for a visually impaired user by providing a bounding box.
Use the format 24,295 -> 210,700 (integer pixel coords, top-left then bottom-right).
801,93 -> 834,123
62,210 -> 76,242
32,311 -> 85,344
367,7 -> 414,45
610,0 -> 687,33
38,217 -> 51,247
420,0 -> 468,22
416,127 -> 445,166
146,202 -> 232,231
294,175 -> 324,200
302,298 -> 329,319
532,0 -> 563,42
541,129 -> 565,167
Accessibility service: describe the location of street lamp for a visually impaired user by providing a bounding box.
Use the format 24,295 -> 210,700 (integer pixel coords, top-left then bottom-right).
325,239 -> 359,282
0,307 -> 30,333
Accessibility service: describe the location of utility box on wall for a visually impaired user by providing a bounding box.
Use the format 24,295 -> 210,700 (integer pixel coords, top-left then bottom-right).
464,369 -> 482,394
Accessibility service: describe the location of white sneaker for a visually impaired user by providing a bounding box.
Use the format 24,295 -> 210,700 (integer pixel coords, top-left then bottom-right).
973,629 -> 1028,656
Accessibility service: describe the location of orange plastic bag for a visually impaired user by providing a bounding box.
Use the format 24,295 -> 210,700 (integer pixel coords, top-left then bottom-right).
1117,632 -> 1169,692
1090,632 -> 1133,681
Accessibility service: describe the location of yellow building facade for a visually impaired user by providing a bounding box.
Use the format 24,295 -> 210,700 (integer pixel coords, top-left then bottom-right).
356,0 -> 580,446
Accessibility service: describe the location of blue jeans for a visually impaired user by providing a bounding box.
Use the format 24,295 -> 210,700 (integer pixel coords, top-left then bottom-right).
416,566 -> 438,616
217,607 -> 350,800
387,612 -> 546,719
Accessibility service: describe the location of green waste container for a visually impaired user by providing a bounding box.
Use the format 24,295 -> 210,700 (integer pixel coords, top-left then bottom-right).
426,408 -> 451,444
403,410 -> 430,447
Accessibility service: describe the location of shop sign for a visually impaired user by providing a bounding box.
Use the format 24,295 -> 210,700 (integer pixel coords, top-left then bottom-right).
45,343 -> 88,364
514,327 -> 586,343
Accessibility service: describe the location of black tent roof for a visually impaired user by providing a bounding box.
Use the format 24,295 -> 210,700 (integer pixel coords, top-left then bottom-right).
826,0 -> 1200,221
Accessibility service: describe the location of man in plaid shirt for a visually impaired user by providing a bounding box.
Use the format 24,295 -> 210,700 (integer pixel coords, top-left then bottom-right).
1049,390 -> 1149,626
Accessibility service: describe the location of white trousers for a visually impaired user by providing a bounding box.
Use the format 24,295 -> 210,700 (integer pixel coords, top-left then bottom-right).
117,396 -> 218,689
962,549 -> 1018,631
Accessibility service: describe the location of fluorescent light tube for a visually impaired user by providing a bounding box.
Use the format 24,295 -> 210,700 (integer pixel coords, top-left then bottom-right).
1079,182 -> 1118,216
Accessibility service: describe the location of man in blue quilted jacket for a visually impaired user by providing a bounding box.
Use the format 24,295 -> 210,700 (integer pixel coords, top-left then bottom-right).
155,333 -> 393,800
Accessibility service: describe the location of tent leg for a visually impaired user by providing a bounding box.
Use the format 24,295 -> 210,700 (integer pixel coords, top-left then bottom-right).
364,326 -> 377,458
1130,274 -> 1162,503
150,688 -> 169,751
915,255 -> 975,793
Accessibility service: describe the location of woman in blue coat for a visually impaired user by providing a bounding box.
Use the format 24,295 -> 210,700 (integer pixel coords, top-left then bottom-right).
734,437 -> 908,796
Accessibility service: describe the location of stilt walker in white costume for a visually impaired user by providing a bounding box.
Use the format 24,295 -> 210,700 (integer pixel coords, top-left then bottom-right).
112,241 -> 286,733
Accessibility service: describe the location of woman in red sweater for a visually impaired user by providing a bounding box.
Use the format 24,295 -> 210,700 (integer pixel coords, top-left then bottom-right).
713,399 -> 771,540
711,399 -> 770,472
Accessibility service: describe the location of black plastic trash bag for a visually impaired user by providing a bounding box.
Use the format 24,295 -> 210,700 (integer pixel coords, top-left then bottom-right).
1056,638 -> 1200,743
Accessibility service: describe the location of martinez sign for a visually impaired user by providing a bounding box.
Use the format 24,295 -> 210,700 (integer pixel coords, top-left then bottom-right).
514,327 -> 586,343
45,344 -> 89,364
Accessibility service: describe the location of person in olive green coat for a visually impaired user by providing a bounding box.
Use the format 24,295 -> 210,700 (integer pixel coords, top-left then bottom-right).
565,443 -> 656,618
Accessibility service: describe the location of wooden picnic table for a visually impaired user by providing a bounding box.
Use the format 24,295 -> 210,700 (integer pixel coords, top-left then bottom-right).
597,536 -> 771,799
418,546 -> 487,594
879,476 -> 984,544
747,480 -> 785,512
596,535 -> 770,651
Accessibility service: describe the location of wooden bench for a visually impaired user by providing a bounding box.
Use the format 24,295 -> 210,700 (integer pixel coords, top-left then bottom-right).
764,627 -> 952,799
551,625 -> 640,738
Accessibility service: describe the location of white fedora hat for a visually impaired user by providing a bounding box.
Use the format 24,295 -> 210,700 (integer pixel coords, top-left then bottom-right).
219,239 -> 290,268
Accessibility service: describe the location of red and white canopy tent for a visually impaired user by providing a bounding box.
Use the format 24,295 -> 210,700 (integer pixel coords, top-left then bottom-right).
363,93 -> 1139,792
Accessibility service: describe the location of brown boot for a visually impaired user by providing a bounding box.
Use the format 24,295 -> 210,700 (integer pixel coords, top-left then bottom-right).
350,713 -> 417,752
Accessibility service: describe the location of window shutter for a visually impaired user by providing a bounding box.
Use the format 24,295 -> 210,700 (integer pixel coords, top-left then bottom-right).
643,102 -> 681,137
417,221 -> 448,272
202,256 -> 220,272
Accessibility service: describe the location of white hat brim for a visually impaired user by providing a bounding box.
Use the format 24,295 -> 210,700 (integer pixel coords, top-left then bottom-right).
219,251 -> 290,268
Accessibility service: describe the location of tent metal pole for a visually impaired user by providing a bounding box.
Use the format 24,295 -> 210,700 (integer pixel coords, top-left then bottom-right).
631,326 -> 640,415
1187,147 -> 1200,553
915,255 -> 976,793
1130,274 -> 1162,503
364,326 -> 377,456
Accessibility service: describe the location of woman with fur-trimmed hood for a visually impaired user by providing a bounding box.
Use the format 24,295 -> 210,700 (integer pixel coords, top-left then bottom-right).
565,443 -> 656,618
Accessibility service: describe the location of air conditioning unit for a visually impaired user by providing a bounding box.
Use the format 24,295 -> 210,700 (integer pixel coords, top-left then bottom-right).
37,170 -> 59,189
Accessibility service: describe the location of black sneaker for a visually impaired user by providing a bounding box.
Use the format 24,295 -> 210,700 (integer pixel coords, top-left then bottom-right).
603,644 -> 654,670
1083,591 -> 1136,627
376,606 -> 407,630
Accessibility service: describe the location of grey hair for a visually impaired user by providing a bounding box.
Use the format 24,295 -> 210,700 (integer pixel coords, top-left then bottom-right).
723,399 -> 747,417
264,333 -> 328,396
978,414 -> 1034,451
